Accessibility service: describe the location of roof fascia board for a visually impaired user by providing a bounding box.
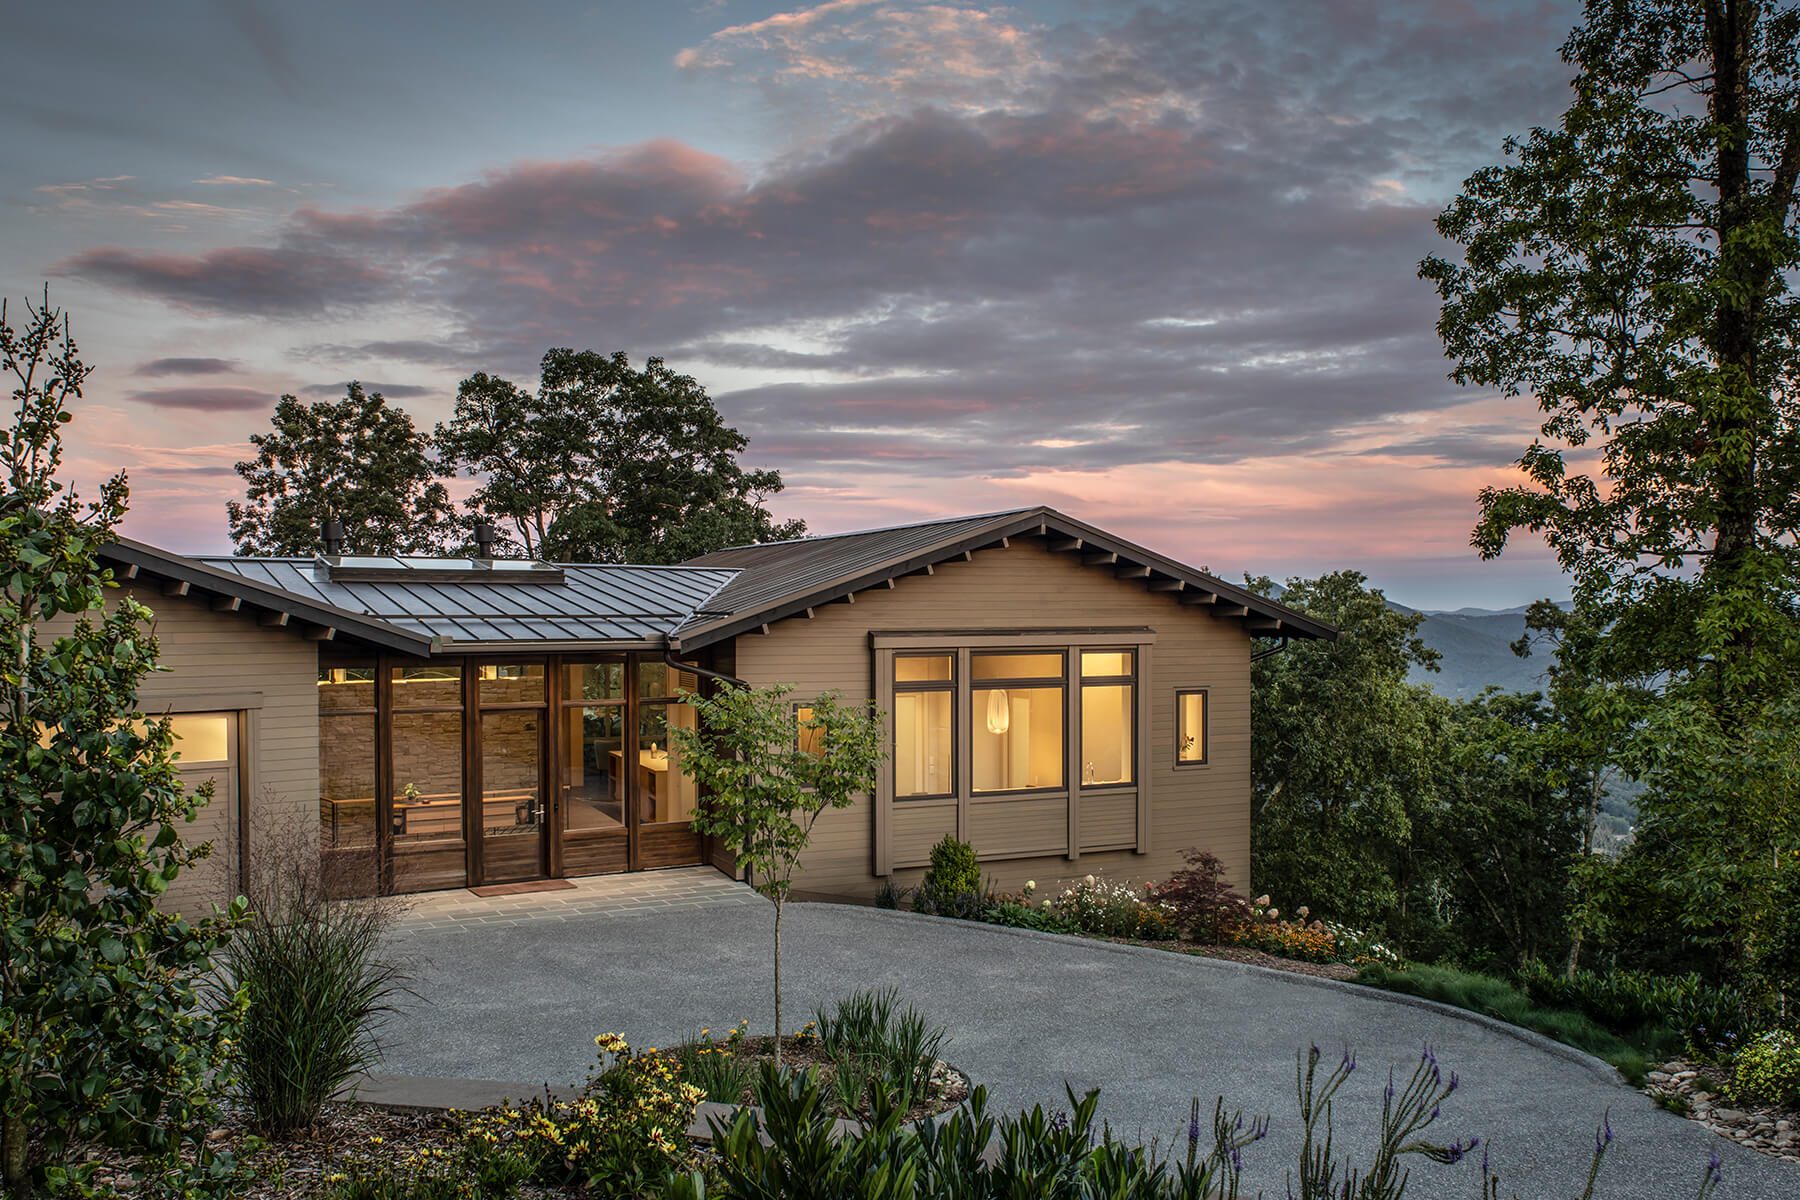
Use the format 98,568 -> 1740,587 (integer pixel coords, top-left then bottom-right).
101,539 -> 433,654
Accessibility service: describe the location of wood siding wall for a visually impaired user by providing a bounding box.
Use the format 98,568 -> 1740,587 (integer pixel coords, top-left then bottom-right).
109,585 -> 319,916
728,540 -> 1252,899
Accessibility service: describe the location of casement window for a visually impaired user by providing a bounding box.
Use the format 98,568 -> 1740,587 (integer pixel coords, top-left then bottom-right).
893,653 -> 954,798
970,651 -> 1065,793
1079,650 -> 1135,787
1176,688 -> 1208,766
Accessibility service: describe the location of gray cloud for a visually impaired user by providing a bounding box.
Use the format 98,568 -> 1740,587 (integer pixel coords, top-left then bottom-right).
60,0 -> 1578,481
127,386 -> 274,412
138,356 -> 240,376
297,380 -> 436,398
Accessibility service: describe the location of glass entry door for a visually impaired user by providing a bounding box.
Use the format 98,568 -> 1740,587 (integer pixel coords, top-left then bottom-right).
477,663 -> 548,884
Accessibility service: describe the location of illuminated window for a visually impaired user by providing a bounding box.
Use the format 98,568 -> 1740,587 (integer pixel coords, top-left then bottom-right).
894,656 -> 954,798
796,705 -> 826,758
1080,647 -> 1134,786
166,714 -> 231,763
1176,689 -> 1208,765
971,651 -> 1064,793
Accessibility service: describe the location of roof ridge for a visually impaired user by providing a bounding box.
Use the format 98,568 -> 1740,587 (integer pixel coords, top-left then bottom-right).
698,506 -> 1045,556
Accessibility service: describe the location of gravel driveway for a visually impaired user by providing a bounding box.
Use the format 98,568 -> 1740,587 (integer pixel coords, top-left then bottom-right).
377,891 -> 1799,1200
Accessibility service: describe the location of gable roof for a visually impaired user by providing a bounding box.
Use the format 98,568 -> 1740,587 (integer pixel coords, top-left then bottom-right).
195,556 -> 737,649
675,507 -> 1335,649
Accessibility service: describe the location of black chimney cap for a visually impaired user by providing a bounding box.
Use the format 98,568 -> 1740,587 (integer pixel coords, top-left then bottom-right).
321,517 -> 346,556
473,521 -> 496,560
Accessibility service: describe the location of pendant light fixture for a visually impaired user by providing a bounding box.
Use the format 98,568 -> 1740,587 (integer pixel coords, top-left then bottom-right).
985,688 -> 1011,735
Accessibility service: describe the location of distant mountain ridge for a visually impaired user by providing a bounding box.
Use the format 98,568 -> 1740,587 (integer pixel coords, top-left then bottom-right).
1395,602 -> 1566,698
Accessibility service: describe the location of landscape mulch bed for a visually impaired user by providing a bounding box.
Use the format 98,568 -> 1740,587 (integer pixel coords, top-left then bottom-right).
1101,933 -> 1358,981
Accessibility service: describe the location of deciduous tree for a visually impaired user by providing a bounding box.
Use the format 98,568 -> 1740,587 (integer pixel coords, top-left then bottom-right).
229,383 -> 455,556
435,350 -> 804,563
1,290 -> 244,1194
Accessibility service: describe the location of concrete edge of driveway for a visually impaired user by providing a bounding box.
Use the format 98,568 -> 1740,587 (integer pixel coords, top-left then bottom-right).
801,903 -> 1629,1090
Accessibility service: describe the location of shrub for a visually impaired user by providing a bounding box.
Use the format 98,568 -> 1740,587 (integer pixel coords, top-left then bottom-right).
984,899 -> 1078,934
1048,875 -> 1177,940
1229,898 -> 1339,963
466,1033 -> 702,1196
873,879 -> 905,909
320,1137 -> 534,1200
225,828 -> 407,1137
916,835 -> 983,914
1514,960 -> 1757,1053
1150,849 -> 1251,942
1729,1029 -> 1800,1107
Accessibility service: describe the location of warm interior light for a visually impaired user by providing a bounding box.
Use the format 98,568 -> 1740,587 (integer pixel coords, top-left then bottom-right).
985,688 -> 1011,735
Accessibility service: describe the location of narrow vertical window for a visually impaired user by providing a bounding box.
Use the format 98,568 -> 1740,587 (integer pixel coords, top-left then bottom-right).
1176,689 -> 1208,765
1079,650 -> 1134,786
893,654 -> 954,797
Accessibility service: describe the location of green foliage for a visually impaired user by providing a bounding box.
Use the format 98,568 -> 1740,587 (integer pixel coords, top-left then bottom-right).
319,1137 -> 534,1200
669,1021 -> 755,1104
229,383 -> 455,556
1247,571 -> 1444,940
464,1033 -> 702,1197
984,899 -> 1078,935
0,289 -> 246,1194
1355,964 -> 1671,1083
1422,2 -> 1800,708
1728,1029 -> 1800,1107
673,684 -> 883,1065
224,840 -> 406,1136
435,349 -> 804,563
1512,960 -> 1756,1052
811,989 -> 946,1118
920,835 -> 981,906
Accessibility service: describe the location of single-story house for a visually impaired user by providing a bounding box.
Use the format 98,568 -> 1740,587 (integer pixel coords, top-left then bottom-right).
96,507 -> 1333,914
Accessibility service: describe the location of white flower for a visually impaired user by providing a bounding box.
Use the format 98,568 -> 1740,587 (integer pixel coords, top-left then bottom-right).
1024,880 -> 1037,893
1254,894 -> 1271,907
1266,907 -> 1280,920
1084,874 -> 1096,886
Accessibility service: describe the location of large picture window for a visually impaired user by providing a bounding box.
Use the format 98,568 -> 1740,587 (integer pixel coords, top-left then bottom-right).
1079,649 -> 1134,786
894,654 -> 953,798
971,651 -> 1064,793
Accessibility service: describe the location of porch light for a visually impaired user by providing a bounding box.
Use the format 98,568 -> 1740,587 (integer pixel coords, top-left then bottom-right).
985,689 -> 1010,735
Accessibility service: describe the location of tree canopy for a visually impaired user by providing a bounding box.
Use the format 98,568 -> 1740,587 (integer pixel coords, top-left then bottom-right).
435,349 -> 804,563
1422,0 -> 1800,709
229,383 -> 455,556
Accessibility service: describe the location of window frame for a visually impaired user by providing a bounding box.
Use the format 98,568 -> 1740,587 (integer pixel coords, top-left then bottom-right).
968,648 -> 1067,797
1077,648 -> 1137,789
1174,687 -> 1210,767
892,653 -> 957,801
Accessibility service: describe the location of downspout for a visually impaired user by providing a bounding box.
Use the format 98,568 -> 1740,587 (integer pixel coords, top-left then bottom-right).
1250,635 -> 1291,663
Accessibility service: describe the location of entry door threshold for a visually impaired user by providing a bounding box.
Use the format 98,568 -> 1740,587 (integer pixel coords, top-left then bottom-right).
467,879 -> 576,898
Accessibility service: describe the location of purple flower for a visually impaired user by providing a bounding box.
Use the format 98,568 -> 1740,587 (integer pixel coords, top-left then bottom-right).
1707,1149 -> 1723,1184
1188,1112 -> 1202,1147
1048,1110 -> 1069,1134
1447,1070 -> 1459,1094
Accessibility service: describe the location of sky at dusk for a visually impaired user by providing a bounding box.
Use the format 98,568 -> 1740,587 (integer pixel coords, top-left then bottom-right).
6,0 -> 1587,610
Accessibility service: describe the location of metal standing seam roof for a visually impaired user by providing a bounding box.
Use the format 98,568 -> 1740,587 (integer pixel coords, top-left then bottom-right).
675,506 -> 1337,647
195,556 -> 740,647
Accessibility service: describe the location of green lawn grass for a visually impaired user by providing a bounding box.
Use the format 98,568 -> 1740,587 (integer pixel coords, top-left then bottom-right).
1353,963 -> 1679,1085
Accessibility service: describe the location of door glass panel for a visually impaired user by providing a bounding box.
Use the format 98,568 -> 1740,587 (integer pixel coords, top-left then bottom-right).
167,714 -> 230,763
563,706 -> 626,832
480,709 -> 543,881
478,662 -> 545,705
636,702 -> 698,824
565,661 -> 625,702
320,711 -> 378,895
391,710 -> 464,843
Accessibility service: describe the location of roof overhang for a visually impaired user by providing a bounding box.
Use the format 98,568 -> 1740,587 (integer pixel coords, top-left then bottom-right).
101,538 -> 435,655
672,508 -> 1337,651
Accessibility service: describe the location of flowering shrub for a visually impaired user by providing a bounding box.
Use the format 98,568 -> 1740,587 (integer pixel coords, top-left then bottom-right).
320,1138 -> 535,1200
1319,918 -> 1400,966
1229,897 -> 1340,963
1044,874 -> 1178,940
464,1033 -> 702,1196
1729,1029 -> 1800,1107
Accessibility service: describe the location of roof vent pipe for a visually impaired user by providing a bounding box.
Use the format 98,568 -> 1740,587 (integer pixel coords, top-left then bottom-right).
473,521 -> 496,560
321,518 -> 345,557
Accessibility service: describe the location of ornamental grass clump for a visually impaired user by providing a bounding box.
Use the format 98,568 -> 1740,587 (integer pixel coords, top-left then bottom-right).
812,988 -> 947,1117
225,825 -> 407,1137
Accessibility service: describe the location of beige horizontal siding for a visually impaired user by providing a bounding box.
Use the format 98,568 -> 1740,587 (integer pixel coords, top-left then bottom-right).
730,539 -> 1252,899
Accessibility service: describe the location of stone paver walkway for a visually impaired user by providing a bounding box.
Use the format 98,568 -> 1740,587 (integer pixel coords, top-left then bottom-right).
389,866 -> 757,933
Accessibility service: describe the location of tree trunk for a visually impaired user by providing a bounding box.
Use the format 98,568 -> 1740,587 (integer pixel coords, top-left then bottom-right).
3,1112 -> 28,1197
771,898 -> 784,1071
